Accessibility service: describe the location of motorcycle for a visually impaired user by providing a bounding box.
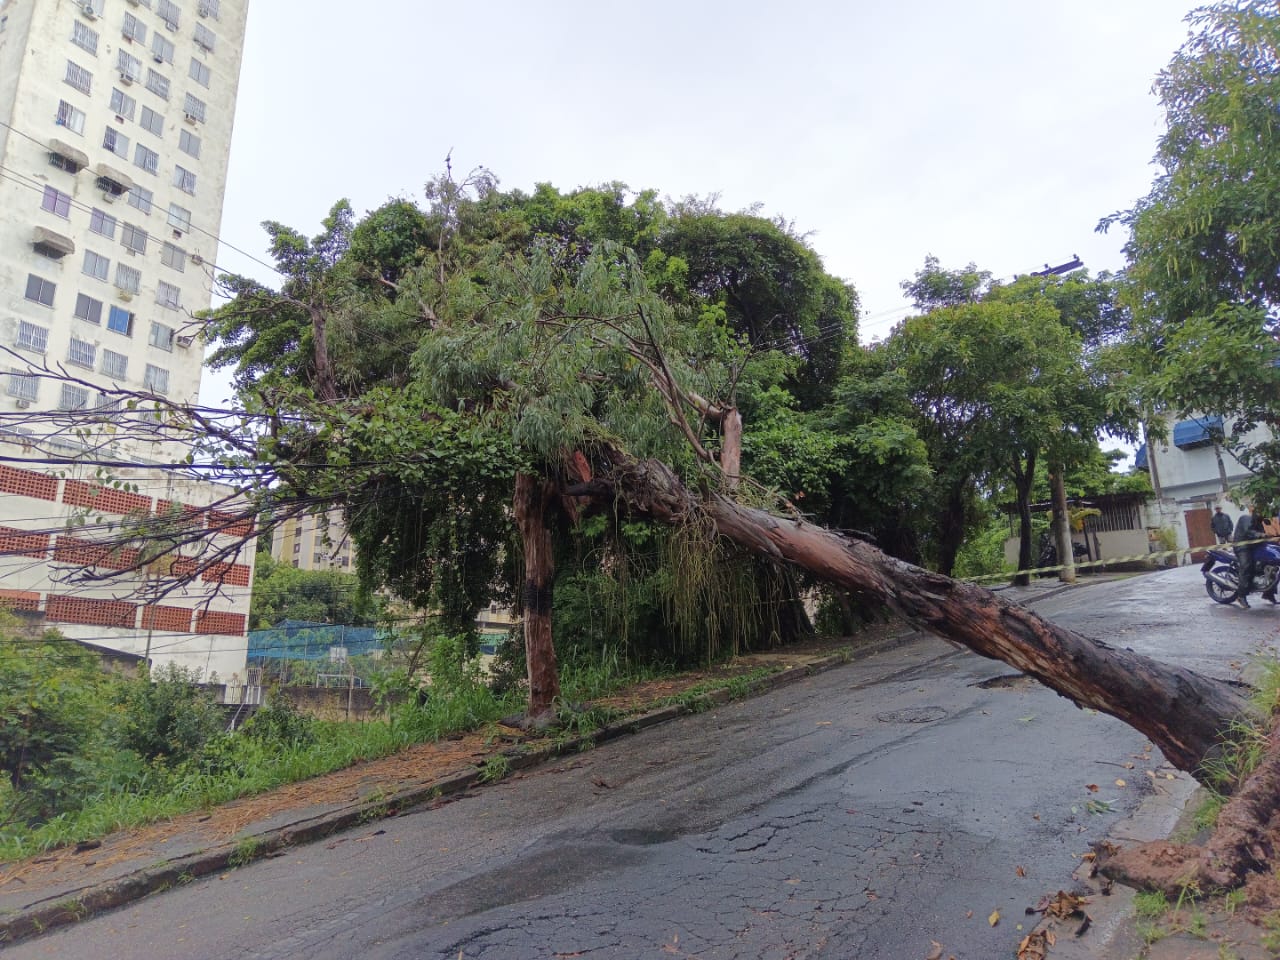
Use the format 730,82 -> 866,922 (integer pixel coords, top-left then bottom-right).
1201,541 -> 1280,604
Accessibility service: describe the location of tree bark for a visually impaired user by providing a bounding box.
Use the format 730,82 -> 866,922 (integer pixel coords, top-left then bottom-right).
1051,467 -> 1077,584
514,472 -> 560,720
1013,454 -> 1036,587
573,448 -> 1253,781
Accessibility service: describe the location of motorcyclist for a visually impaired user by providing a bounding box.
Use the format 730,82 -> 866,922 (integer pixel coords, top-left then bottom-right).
1232,505 -> 1273,607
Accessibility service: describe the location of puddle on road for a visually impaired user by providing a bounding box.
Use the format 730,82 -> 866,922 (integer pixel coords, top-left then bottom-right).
874,706 -> 947,723
974,674 -> 1036,691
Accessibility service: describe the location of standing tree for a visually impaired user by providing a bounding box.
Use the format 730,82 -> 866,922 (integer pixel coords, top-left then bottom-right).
1101,0 -> 1280,503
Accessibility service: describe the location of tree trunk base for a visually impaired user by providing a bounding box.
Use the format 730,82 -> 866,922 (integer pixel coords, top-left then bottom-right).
1099,716 -> 1280,895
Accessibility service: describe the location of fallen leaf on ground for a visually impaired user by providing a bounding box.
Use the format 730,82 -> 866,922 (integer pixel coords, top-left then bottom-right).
1085,783 -> 1099,792
989,909 -> 1000,926
925,940 -> 943,960
1114,778 -> 1126,787
1016,930 -> 1049,960
1015,865 -> 1026,877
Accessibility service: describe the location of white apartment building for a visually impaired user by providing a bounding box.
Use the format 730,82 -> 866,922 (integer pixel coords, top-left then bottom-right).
0,0 -> 254,680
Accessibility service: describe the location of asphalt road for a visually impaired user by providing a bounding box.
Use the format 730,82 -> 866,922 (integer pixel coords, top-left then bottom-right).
10,566 -> 1274,960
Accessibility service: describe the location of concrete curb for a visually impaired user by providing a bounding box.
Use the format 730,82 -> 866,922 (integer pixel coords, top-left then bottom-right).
0,636 -> 911,946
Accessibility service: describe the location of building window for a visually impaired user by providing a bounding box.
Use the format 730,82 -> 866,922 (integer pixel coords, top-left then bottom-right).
161,242 -> 187,272
72,20 -> 99,55
151,33 -> 175,65
89,208 -> 117,238
101,349 -> 129,379
83,249 -> 110,281
59,384 -> 90,411
121,223 -> 148,255
134,143 -> 159,175
110,87 -> 136,120
149,322 -> 175,351
188,57 -> 210,87
115,264 -> 142,295
194,22 -> 216,53
5,370 -> 38,403
178,128 -> 200,158
56,100 -> 86,135
140,105 -> 164,136
158,0 -> 181,30
197,0 -> 219,20
16,320 -> 50,353
41,186 -> 72,218
182,93 -> 206,123
67,337 -> 96,369
107,305 -> 135,336
64,61 -> 93,95
103,126 -> 130,158
75,293 -> 104,325
166,203 -> 192,232
143,364 -> 170,394
122,13 -> 147,44
127,186 -> 154,214
24,274 -> 56,307
156,280 -> 182,309
173,166 -> 196,195
117,50 -> 142,83
145,69 -> 169,99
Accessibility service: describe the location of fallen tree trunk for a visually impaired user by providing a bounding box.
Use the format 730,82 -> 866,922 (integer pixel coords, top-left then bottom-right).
574,449 -> 1254,782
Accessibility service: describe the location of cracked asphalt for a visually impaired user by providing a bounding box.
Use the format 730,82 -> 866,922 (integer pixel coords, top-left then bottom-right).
8,566 -> 1272,960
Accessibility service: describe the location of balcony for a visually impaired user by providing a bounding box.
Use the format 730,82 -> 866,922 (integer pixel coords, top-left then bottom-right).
32,226 -> 76,259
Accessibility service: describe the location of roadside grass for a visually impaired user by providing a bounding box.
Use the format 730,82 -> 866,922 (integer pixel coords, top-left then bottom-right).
0,686 -> 519,863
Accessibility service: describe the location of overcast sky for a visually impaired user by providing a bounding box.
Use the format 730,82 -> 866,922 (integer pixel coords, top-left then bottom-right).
202,1 -> 1201,407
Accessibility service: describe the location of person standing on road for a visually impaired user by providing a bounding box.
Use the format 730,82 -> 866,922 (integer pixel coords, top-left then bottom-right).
1232,505 -> 1270,607
1212,506 -> 1234,543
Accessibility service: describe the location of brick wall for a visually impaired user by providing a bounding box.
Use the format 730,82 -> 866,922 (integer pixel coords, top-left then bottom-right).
52,535 -> 140,570
0,590 -> 41,612
0,526 -> 50,558
46,595 -> 138,629
195,610 -> 247,636
201,562 -> 252,586
0,465 -> 58,501
141,605 -> 194,633
62,480 -> 153,516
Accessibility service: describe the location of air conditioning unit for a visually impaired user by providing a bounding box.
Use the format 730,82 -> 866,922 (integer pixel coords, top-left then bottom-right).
183,113 -> 198,124
189,253 -> 204,266
81,3 -> 98,19
153,53 -> 165,63
15,399 -> 31,409
101,191 -> 116,203
176,335 -> 193,348
119,72 -> 135,84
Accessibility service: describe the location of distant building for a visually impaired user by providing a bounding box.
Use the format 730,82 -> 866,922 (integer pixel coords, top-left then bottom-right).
271,507 -> 354,571
0,0 -> 255,680
1137,414 -> 1273,559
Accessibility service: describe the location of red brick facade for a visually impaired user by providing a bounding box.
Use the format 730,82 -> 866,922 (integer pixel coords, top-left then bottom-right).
0,465 -> 252,636
46,595 -> 138,629
0,465 -> 58,501
0,526 -> 50,558
62,480 -> 153,516
201,562 -> 253,586
195,610 -> 247,636
140,605 -> 194,633
0,590 -> 41,612
52,535 -> 141,571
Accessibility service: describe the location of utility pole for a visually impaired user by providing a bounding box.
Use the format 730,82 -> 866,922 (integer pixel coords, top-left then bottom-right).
1027,256 -> 1085,584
